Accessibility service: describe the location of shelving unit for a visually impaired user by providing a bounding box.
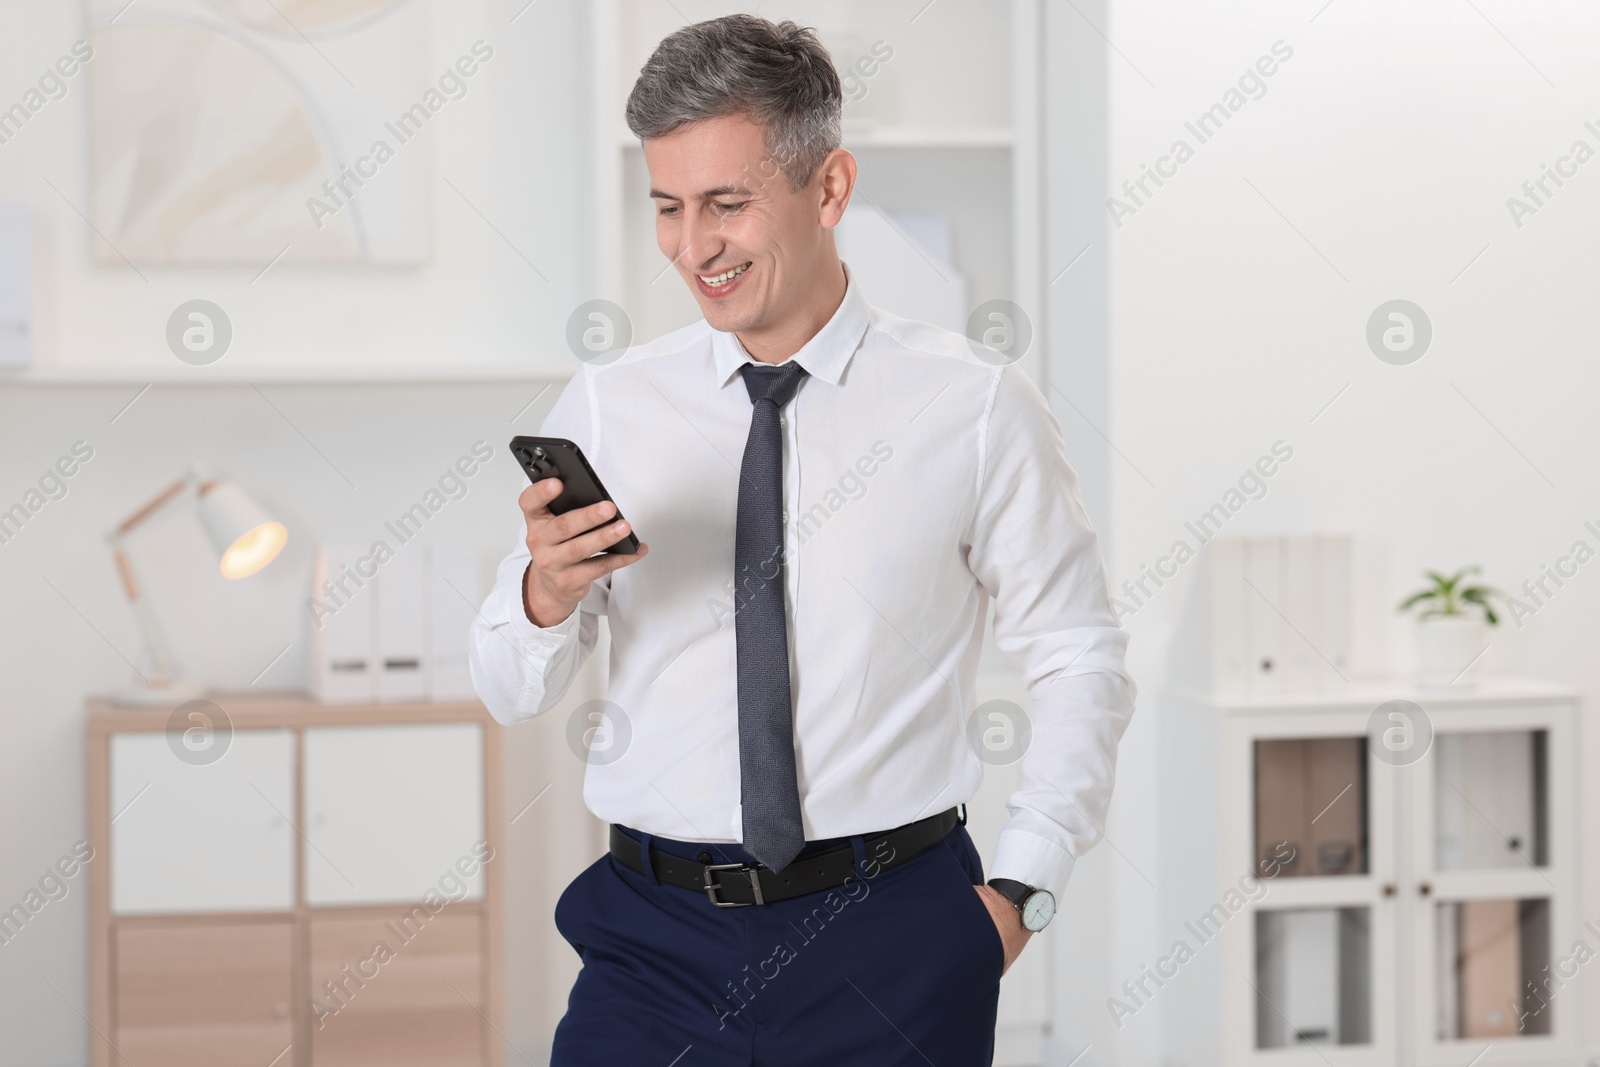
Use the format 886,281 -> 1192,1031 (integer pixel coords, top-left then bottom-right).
1160,678 -> 1583,1067
86,695 -> 504,1067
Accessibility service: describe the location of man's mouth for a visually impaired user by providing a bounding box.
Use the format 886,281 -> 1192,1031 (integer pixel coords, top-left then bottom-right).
695,262 -> 751,297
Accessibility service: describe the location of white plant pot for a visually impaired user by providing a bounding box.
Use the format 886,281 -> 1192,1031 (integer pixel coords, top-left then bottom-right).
1415,615 -> 1489,688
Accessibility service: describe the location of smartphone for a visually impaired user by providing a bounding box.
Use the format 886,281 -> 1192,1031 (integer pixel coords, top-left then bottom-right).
510,436 -> 641,555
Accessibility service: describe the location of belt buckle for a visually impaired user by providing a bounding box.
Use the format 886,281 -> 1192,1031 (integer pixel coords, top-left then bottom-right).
702,862 -> 765,907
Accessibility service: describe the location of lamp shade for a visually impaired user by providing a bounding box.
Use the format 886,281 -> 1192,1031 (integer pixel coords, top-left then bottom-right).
197,481 -> 287,579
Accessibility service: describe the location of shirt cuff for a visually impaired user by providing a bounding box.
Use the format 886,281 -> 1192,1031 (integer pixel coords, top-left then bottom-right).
989,827 -> 1077,902
483,576 -> 579,647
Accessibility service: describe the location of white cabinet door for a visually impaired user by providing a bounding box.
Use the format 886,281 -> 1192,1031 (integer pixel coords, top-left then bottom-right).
110,729 -> 295,914
1408,704 -> 1580,1067
303,723 -> 485,906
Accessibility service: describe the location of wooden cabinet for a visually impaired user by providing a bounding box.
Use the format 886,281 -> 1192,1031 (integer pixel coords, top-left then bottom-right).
88,696 -> 502,1067
1161,678 -> 1582,1067
309,912 -> 486,1067
115,919 -> 294,1066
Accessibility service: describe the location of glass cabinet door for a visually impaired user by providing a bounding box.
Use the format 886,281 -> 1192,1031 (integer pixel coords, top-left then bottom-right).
1434,897 -> 1551,1039
1241,729 -> 1392,1062
1412,712 -> 1577,1067
1255,737 -> 1369,878
1433,730 -> 1547,871
1255,906 -> 1373,1049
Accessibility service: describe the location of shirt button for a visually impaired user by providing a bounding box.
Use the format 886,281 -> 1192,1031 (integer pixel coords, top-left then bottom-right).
782,511 -> 789,522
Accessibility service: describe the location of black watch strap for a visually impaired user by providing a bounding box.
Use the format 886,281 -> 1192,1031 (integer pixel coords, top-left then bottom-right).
986,877 -> 1032,907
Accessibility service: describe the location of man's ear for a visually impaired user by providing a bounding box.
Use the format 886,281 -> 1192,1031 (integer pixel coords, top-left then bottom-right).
815,148 -> 857,228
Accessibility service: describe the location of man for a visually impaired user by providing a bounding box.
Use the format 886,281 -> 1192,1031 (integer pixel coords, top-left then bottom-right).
470,14 -> 1135,1065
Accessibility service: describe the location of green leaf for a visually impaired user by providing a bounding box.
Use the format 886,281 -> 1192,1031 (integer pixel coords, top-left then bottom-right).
1398,589 -> 1439,612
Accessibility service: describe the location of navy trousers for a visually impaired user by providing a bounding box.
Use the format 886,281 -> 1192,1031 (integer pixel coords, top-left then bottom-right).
550,821 -> 1004,1065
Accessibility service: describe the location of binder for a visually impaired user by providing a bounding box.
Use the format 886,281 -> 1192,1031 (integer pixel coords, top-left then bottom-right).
1282,536 -> 1322,691
1209,537 -> 1247,697
376,547 -> 428,702
0,205 -> 30,368
428,545 -> 481,701
1317,534 -> 1352,687
1243,536 -> 1285,696
310,544 -> 376,703
1210,533 -> 1354,697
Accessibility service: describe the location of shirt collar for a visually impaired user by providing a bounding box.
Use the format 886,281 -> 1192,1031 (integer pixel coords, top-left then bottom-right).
709,262 -> 870,389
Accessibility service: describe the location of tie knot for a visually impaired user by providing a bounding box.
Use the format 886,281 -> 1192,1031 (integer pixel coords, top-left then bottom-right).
740,360 -> 809,408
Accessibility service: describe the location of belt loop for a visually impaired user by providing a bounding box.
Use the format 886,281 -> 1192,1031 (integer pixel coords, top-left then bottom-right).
849,834 -> 867,878
638,833 -> 659,885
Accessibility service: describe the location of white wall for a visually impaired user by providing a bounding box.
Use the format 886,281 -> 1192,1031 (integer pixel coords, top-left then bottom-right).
1104,0 -> 1600,1062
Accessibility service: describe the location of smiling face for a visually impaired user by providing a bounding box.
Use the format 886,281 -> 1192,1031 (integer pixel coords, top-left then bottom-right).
643,112 -> 855,356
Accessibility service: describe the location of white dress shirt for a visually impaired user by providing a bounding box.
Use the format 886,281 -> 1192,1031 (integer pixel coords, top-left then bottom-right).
469,269 -> 1136,900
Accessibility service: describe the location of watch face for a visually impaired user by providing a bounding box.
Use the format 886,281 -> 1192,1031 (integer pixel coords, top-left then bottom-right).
1021,889 -> 1055,932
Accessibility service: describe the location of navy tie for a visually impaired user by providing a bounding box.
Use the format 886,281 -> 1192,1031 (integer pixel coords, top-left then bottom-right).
735,359 -> 809,872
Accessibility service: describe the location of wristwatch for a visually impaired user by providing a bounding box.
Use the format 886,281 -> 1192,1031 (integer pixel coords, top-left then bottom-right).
986,877 -> 1055,932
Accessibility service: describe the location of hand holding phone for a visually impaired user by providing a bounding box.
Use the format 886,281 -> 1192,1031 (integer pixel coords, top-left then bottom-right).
511,437 -> 647,628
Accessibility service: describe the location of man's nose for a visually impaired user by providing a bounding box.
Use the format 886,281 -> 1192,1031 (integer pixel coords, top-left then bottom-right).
678,209 -> 724,271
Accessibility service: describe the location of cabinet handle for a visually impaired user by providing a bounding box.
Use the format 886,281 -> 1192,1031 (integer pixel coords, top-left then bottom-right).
1418,881 -> 1433,897
1381,883 -> 1396,897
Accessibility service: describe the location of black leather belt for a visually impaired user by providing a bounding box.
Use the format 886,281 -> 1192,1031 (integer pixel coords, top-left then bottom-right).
609,806 -> 963,907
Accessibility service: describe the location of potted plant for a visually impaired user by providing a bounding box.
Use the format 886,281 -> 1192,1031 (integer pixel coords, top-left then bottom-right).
1397,566 -> 1503,688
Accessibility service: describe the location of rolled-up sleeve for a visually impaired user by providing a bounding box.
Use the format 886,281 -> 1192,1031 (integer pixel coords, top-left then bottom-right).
964,362 -> 1137,901
468,368 -> 609,726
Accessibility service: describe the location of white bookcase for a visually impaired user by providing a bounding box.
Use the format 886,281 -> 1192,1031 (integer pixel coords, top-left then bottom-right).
588,0 -> 1045,389
1160,678 -> 1583,1067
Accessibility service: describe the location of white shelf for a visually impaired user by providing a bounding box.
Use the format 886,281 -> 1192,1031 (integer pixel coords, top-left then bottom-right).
1173,675 -> 1579,715
617,126 -> 1015,150
0,363 -> 572,385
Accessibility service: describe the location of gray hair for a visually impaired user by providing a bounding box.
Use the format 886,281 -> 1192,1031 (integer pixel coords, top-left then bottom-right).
625,14 -> 842,192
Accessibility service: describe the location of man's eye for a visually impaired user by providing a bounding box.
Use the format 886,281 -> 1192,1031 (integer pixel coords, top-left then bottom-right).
656,204 -> 680,217
713,201 -> 748,213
